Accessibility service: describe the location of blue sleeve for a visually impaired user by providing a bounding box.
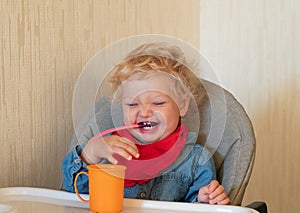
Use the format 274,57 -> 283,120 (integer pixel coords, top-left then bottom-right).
62,145 -> 89,194
184,147 -> 216,202
61,98 -> 117,193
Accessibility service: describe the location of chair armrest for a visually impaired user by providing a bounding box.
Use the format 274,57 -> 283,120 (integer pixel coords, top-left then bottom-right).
246,201 -> 268,213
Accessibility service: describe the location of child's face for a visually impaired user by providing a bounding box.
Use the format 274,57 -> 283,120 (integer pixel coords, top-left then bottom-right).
120,76 -> 189,143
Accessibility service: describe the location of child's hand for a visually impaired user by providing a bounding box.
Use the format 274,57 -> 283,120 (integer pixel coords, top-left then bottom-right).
198,180 -> 230,205
80,135 -> 139,164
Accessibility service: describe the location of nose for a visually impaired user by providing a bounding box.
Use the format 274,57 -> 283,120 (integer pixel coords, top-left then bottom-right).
139,104 -> 153,117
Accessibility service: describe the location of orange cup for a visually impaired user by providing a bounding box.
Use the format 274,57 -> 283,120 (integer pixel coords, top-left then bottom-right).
74,164 -> 126,213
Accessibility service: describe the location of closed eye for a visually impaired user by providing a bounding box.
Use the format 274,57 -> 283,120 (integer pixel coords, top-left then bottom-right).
126,103 -> 138,107
153,101 -> 166,106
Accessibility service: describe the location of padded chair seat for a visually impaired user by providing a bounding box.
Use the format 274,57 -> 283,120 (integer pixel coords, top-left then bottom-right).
70,79 -> 255,205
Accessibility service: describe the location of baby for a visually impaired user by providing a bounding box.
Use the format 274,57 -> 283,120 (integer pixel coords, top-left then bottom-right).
62,42 -> 230,204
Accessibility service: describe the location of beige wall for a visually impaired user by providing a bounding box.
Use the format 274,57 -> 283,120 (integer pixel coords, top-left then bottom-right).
2,1 -> 299,212
200,0 -> 300,213
0,0 -> 199,189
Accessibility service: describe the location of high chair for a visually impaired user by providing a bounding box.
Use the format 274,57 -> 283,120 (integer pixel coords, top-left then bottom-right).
70,79 -> 267,213
197,79 -> 267,213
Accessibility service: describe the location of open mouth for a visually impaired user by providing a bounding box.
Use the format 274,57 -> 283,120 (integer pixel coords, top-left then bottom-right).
137,121 -> 159,129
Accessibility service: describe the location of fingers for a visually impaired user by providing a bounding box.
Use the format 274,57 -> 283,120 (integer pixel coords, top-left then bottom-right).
208,180 -> 223,198
82,135 -> 140,165
197,185 -> 210,202
108,137 -> 139,159
216,196 -> 230,205
106,155 -> 118,165
118,137 -> 140,158
207,180 -> 230,205
198,180 -> 230,205
101,135 -> 139,163
209,191 -> 230,205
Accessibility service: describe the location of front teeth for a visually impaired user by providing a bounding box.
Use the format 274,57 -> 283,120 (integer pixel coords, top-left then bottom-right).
143,125 -> 154,130
137,121 -> 157,129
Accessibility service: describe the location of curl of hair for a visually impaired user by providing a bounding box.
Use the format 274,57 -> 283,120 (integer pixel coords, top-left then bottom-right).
109,42 -> 207,107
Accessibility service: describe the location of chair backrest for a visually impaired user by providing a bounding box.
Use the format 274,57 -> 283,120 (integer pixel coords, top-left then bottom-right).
198,80 -> 256,205
71,79 -> 255,205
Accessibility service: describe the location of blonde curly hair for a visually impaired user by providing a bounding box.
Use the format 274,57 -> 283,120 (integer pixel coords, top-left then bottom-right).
109,42 -> 207,107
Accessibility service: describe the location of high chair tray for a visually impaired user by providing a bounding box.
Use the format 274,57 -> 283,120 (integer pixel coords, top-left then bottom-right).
0,187 -> 258,213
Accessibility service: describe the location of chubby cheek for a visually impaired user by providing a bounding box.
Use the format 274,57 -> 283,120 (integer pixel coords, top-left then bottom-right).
123,109 -> 136,125
158,111 -> 179,133
165,117 -> 180,132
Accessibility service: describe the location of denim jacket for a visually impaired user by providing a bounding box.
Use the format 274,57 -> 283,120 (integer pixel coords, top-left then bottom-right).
62,132 -> 216,202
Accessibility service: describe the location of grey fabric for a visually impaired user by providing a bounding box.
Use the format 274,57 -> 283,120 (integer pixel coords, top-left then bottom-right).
69,79 -> 255,205
199,80 -> 256,205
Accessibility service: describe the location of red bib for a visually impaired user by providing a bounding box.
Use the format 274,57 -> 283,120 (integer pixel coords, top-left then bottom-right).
113,124 -> 188,186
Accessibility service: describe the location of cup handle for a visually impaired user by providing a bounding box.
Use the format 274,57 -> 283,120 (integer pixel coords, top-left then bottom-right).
74,171 -> 89,202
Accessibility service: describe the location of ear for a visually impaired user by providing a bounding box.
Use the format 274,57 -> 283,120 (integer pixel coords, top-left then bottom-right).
179,95 -> 190,116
